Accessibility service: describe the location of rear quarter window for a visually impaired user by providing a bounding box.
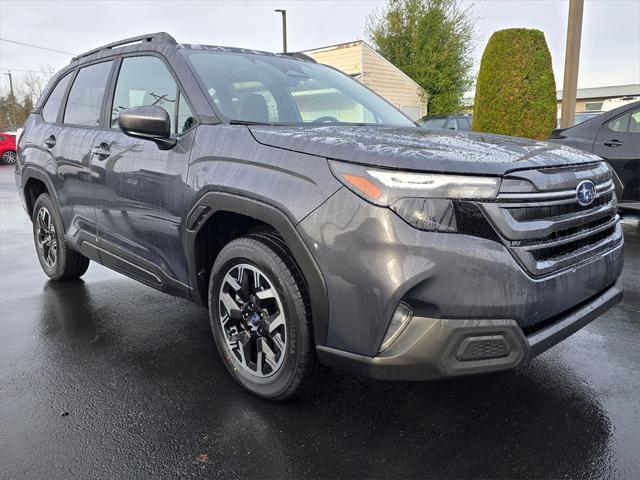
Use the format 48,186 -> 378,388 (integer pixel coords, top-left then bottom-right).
41,73 -> 73,123
607,107 -> 640,133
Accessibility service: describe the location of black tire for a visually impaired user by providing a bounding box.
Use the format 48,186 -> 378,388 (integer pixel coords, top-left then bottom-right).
208,234 -> 315,400
32,193 -> 90,280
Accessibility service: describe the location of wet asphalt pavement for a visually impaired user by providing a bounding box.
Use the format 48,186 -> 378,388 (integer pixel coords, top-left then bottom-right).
1,163 -> 639,479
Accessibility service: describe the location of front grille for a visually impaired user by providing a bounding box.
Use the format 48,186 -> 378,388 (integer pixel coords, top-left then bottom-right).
521,215 -> 613,245
508,191 -> 613,221
530,225 -> 616,261
480,162 -> 623,276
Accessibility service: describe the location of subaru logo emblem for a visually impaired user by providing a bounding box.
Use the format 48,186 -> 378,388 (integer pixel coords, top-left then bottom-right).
576,180 -> 596,206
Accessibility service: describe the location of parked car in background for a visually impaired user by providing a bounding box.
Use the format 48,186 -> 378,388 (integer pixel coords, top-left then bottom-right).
549,101 -> 640,210
15,33 -> 624,400
561,111 -> 604,127
417,114 -> 472,131
0,132 -> 16,164
602,96 -> 638,111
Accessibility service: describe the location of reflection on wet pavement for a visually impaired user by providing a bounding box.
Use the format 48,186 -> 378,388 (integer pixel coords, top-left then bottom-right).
1,165 -> 639,479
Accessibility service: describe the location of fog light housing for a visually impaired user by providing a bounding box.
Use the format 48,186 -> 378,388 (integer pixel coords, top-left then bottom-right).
380,302 -> 413,353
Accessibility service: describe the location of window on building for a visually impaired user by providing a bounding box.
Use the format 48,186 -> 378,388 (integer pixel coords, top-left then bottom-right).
585,102 -> 603,111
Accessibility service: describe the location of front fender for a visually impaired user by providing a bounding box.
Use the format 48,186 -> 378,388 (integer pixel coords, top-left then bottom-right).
184,191 -> 331,346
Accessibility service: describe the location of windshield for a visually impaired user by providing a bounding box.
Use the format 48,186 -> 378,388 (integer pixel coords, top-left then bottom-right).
181,50 -> 414,127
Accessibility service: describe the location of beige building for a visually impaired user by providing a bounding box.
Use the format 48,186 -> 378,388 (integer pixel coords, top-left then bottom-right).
302,41 -> 428,120
556,84 -> 639,115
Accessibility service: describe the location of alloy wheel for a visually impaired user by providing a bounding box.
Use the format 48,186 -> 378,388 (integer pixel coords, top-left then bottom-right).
2,151 -> 16,164
35,206 -> 57,269
218,263 -> 287,378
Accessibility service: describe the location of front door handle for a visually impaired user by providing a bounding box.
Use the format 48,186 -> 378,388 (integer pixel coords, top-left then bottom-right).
43,135 -> 56,148
603,139 -> 623,147
91,142 -> 111,159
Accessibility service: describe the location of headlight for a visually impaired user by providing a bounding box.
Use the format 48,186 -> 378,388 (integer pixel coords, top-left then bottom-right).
329,160 -> 501,232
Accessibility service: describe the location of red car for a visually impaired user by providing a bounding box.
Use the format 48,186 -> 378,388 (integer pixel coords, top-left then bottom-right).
0,132 -> 17,164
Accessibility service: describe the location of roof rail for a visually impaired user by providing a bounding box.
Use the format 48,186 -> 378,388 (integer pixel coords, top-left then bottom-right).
71,32 -> 177,63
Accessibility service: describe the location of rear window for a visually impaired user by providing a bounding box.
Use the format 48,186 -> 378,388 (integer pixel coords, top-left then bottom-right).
63,61 -> 113,126
42,73 -> 73,123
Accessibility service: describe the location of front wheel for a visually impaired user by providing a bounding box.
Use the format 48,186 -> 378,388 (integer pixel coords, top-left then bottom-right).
208,234 -> 315,400
32,193 -> 90,280
1,150 -> 16,164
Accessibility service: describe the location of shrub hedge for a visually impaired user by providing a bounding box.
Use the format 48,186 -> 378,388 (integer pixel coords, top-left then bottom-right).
472,28 -> 557,139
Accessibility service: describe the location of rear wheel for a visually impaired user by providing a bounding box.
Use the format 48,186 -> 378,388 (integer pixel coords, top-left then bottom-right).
208,234 -> 315,400
1,151 -> 16,164
32,194 -> 90,280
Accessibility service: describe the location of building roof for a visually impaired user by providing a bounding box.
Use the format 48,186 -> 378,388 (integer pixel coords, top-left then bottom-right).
557,84 -> 640,101
302,40 -> 426,95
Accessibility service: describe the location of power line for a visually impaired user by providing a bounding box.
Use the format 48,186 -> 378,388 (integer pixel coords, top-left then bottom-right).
0,38 -> 76,56
0,67 -> 55,74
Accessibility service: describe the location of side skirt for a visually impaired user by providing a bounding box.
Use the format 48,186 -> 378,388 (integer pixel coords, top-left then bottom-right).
66,232 -> 194,302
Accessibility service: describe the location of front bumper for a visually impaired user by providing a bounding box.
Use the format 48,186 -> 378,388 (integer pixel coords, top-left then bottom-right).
298,187 -> 624,357
316,283 -> 622,380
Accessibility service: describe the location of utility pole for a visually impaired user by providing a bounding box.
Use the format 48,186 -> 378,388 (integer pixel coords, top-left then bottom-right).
1,71 -> 17,130
560,0 -> 584,129
275,9 -> 287,53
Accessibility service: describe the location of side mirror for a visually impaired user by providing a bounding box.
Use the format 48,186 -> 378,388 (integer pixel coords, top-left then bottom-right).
118,105 -> 176,150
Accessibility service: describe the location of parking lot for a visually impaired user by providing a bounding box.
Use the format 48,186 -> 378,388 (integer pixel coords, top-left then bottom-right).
1,163 -> 639,479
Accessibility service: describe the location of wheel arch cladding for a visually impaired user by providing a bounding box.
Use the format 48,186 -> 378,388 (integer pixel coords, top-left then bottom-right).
185,191 -> 330,346
22,167 -> 56,217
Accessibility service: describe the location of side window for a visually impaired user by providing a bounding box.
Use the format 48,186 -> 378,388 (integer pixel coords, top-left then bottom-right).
629,109 -> 640,133
63,61 -> 113,126
176,92 -> 195,134
111,56 -> 178,131
41,73 -> 73,123
608,112 -> 630,133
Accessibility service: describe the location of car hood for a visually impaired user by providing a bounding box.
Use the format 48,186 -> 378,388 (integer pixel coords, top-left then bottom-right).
249,125 -> 602,175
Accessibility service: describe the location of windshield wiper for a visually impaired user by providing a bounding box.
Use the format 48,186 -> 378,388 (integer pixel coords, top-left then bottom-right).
229,120 -> 274,126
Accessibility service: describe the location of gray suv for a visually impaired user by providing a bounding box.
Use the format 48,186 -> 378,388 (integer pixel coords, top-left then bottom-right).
15,33 -> 624,399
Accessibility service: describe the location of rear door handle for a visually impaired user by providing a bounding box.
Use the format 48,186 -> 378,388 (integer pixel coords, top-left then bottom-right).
91,142 -> 111,159
603,139 -> 623,147
43,135 -> 56,148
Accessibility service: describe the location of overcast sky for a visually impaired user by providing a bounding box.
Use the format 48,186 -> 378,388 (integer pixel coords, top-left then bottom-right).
1,0 -> 639,96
